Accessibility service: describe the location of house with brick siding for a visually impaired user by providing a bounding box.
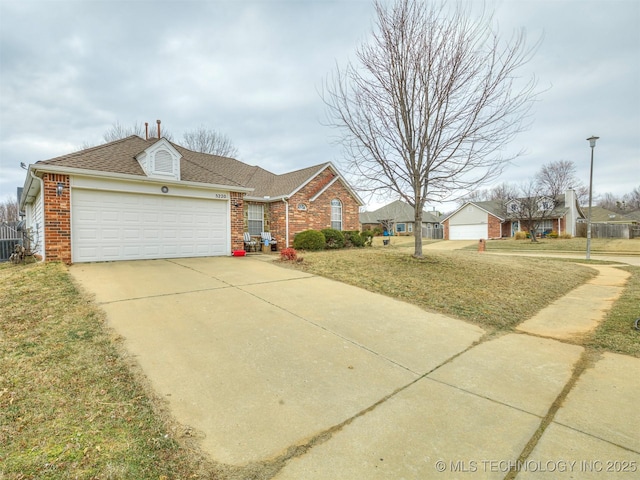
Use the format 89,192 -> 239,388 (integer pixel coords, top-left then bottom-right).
359,200 -> 441,236
19,135 -> 362,263
442,189 -> 584,240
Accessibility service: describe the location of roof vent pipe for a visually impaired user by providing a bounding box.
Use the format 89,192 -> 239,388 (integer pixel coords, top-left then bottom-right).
145,122 -> 149,140
156,119 -> 161,139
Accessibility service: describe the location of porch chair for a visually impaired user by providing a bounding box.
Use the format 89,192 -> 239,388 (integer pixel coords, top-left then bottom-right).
243,232 -> 258,252
261,232 -> 278,251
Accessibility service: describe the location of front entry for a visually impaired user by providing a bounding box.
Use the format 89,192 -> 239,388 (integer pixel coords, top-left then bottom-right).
512,221 -> 519,237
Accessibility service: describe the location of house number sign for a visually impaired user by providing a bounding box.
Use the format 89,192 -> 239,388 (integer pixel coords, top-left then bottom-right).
215,193 -> 228,199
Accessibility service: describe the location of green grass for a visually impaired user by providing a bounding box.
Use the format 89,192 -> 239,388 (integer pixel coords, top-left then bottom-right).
0,262 -> 213,479
585,266 -> 640,357
288,248 -> 596,331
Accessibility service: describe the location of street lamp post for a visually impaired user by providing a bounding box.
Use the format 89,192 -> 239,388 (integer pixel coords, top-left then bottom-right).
586,135 -> 599,260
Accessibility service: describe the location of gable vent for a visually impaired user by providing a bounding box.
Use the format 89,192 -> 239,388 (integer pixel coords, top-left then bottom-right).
154,150 -> 173,174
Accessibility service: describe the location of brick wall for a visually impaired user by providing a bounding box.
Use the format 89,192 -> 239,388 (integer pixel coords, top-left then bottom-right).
488,214 -> 501,239
443,220 -> 450,240
230,192 -> 245,251
42,173 -> 71,263
267,168 -> 361,247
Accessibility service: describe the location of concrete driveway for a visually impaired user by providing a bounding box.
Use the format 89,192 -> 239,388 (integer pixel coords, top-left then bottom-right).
70,257 -> 640,479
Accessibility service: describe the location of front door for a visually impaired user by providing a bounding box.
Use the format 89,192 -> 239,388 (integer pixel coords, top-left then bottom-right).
512,221 -> 519,237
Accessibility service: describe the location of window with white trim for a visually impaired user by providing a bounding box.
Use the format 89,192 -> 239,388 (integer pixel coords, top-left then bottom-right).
331,199 -> 342,230
539,219 -> 554,231
396,223 -> 406,233
248,204 -> 264,236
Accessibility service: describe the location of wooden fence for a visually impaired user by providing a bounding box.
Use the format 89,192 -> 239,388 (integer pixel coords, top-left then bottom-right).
0,224 -> 23,261
422,226 -> 444,240
576,223 -> 637,239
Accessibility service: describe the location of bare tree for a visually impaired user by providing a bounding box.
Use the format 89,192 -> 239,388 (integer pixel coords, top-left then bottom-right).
0,196 -> 19,223
102,121 -> 174,143
324,0 -> 538,257
597,192 -> 633,213
182,125 -> 239,157
508,181 -> 557,243
101,122 -> 238,157
535,160 -> 588,204
460,182 -> 520,205
623,186 -> 640,211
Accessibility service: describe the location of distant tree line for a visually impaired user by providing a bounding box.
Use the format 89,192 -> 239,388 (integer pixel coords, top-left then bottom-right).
86,121 -> 239,158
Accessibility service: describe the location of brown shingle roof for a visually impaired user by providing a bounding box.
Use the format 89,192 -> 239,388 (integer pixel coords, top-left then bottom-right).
34,136 -> 336,196
37,135 -> 151,176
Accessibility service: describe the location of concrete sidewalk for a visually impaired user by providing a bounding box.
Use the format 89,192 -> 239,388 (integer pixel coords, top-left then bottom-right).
70,257 -> 640,479
518,265 -> 631,340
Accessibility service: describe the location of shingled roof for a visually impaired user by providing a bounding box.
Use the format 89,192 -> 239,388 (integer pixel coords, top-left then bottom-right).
359,200 -> 441,224
33,135 -> 345,197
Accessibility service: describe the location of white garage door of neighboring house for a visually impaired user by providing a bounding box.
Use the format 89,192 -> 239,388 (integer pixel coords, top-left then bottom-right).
449,224 -> 488,240
72,189 -> 228,262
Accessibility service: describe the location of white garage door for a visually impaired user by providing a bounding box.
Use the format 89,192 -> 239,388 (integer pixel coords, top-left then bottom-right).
72,189 -> 228,262
449,224 -> 488,240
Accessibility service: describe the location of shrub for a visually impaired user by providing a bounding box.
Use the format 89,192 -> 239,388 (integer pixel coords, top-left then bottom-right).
559,232 -> 573,239
279,248 -> 297,261
514,231 -> 527,240
321,228 -> 345,249
360,230 -> 375,247
293,230 -> 326,251
344,231 -> 365,248
361,229 -> 375,240
548,230 -> 559,238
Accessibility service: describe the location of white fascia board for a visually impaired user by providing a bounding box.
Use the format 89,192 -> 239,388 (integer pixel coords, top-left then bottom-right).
287,163 -> 332,198
20,165 -> 43,209
441,202 -> 506,223
289,162 -> 364,205
310,176 -> 339,202
27,164 -> 253,193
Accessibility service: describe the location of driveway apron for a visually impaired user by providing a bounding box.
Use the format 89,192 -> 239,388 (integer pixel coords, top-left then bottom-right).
70,257 -> 640,478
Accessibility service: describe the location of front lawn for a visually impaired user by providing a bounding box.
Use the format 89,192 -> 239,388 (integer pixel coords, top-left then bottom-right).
586,266 -> 640,357
289,248 -> 640,356
289,248 -> 596,331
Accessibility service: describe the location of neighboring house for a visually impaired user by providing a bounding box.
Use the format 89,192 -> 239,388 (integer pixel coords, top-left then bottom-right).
576,206 -> 639,239
19,135 -> 362,263
581,206 -> 638,224
442,189 -> 584,240
359,200 -> 441,236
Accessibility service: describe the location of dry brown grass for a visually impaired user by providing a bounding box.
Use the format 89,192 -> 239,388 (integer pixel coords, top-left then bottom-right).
289,248 -> 596,331
585,266 -> 640,357
483,237 -> 640,253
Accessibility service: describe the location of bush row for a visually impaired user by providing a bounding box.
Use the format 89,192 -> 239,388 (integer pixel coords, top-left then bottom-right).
292,229 -> 371,250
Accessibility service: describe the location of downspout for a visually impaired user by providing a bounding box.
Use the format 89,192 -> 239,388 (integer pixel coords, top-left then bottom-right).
29,169 -> 45,261
283,198 -> 289,248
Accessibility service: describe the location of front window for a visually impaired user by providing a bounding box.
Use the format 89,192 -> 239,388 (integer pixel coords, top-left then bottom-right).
331,199 -> 342,230
396,223 -> 406,233
248,204 -> 264,236
539,219 -> 554,231
539,200 -> 553,211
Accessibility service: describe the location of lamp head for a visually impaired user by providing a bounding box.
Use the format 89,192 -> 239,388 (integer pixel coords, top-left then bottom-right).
587,135 -> 599,148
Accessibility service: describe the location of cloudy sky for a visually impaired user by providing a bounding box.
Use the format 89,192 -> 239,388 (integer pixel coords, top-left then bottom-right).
1,0 -> 638,211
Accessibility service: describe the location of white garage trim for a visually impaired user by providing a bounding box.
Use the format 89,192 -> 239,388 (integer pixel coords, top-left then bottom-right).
449,224 -> 488,240
72,189 -> 229,262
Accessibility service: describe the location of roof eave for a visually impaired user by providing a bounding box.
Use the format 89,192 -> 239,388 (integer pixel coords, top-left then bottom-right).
24,164 -> 254,195
288,162 -> 364,206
